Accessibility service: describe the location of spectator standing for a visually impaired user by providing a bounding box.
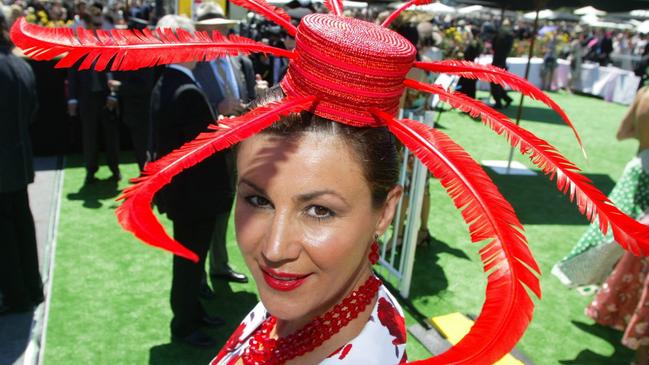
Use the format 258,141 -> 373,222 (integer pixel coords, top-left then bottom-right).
489,21 -> 513,109
541,33 -> 558,91
191,3 -> 251,291
0,11 -> 43,314
456,26 -> 482,99
111,17 -> 156,171
150,15 -> 230,348
568,31 -> 585,92
66,13 -> 121,183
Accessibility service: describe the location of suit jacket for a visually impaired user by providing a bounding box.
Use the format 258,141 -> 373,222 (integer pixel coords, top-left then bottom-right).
193,55 -> 256,114
492,31 -> 513,69
150,66 -> 233,221
67,65 -> 109,106
0,47 -> 38,193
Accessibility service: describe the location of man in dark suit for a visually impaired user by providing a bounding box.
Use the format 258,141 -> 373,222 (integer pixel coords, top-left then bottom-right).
489,24 -> 514,109
67,17 -> 121,183
0,13 -> 43,314
192,3 -> 252,288
150,14 -> 230,348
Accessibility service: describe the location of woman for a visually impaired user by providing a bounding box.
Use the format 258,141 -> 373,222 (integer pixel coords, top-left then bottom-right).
212,87 -> 407,364
582,88 -> 649,365
553,87 -> 649,289
11,1 -> 649,363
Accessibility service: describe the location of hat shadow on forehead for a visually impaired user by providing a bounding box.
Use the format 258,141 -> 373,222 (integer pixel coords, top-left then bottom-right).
9,0 -> 649,363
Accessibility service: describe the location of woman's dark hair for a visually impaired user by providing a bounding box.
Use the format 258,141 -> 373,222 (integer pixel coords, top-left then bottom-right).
246,86 -> 400,208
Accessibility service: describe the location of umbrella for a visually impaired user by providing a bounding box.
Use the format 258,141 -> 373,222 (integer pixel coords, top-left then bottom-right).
574,5 -> 607,16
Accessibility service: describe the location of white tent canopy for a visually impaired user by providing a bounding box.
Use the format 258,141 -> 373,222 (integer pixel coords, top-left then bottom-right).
630,9 -> 649,19
411,2 -> 456,14
524,9 -> 555,20
457,5 -> 485,15
574,6 -> 607,17
639,20 -> 649,34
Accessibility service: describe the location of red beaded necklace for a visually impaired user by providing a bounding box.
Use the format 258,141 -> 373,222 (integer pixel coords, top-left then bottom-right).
241,275 -> 381,365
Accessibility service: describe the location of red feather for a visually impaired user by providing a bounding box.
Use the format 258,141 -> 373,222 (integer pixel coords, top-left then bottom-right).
381,0 -> 433,28
414,60 -> 585,155
374,112 -> 540,365
405,78 -> 649,256
323,0 -> 343,16
229,0 -> 297,37
10,17 -> 294,71
115,96 -> 316,261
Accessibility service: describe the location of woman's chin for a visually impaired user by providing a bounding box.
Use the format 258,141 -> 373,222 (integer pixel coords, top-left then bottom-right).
261,296 -> 310,322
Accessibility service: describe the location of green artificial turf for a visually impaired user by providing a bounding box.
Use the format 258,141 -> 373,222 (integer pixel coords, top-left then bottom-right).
45,91 -> 636,364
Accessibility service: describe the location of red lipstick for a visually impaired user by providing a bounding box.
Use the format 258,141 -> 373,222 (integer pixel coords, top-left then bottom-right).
261,267 -> 311,291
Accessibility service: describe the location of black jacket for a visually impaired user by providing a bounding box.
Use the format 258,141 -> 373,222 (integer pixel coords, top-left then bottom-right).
150,66 -> 234,220
0,48 -> 38,193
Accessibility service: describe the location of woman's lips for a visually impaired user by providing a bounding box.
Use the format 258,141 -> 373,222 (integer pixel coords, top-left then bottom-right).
261,267 -> 311,292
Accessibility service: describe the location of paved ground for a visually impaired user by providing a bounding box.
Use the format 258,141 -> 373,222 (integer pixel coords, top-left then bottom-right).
0,156 -> 63,365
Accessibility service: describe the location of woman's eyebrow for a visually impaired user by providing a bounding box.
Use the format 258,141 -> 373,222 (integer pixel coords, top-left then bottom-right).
296,190 -> 349,205
239,179 -> 266,195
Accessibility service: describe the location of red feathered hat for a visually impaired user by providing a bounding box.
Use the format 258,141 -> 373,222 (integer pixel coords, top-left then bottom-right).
10,1 -> 649,363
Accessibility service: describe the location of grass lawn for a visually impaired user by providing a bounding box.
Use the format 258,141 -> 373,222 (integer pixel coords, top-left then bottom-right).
45,91 -> 636,364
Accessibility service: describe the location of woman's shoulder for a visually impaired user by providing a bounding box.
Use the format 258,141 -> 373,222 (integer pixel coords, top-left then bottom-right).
321,284 -> 408,365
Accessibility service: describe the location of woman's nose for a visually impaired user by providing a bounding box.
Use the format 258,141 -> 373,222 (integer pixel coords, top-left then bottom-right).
262,209 -> 301,264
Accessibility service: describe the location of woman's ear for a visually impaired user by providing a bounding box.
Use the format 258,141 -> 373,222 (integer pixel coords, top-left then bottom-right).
375,185 -> 403,236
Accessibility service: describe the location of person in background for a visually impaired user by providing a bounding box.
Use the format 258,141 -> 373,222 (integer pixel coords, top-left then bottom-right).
111,17 -> 156,171
567,31 -> 585,93
541,33 -> 558,91
66,12 -> 121,184
0,10 -> 43,315
553,87 -> 649,291
150,15 -> 230,348
193,2 -> 256,117
584,87 -> 649,365
489,21 -> 514,109
456,26 -> 482,99
191,3 -> 251,295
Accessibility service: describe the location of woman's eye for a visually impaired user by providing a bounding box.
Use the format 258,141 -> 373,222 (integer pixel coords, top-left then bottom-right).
306,205 -> 334,220
245,195 -> 272,208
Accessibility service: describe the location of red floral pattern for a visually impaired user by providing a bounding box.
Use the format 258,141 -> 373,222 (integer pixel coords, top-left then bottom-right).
586,252 -> 649,350
377,297 -> 407,345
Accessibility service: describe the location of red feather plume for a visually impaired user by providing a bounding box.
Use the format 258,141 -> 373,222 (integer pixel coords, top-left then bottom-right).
116,96 -> 316,261
229,0 -> 297,37
10,17 -> 294,72
323,0 -> 344,16
374,112 -> 540,365
381,0 -> 433,28
405,78 -> 649,256
414,60 -> 585,155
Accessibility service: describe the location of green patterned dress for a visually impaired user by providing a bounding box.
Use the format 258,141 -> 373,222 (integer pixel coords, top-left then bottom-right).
552,153 -> 649,288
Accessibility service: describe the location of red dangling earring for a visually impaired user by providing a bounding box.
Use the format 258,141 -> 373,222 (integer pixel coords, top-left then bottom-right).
369,236 -> 380,265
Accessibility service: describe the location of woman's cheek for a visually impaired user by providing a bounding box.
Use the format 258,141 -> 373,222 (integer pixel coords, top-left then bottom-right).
234,203 -> 262,255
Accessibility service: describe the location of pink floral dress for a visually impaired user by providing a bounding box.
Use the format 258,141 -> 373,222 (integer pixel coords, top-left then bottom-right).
211,282 -> 408,365
586,252 -> 649,350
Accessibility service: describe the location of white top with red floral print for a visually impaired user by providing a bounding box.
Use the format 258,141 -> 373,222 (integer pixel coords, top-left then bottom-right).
211,282 -> 408,365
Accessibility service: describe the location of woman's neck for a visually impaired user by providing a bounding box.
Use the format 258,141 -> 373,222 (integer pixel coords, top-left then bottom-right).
275,265 -> 374,337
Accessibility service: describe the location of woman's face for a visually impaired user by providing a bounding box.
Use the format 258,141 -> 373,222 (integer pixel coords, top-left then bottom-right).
235,132 -> 399,324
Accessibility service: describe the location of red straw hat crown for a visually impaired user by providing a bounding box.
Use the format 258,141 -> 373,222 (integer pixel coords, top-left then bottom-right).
281,13 -> 416,126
